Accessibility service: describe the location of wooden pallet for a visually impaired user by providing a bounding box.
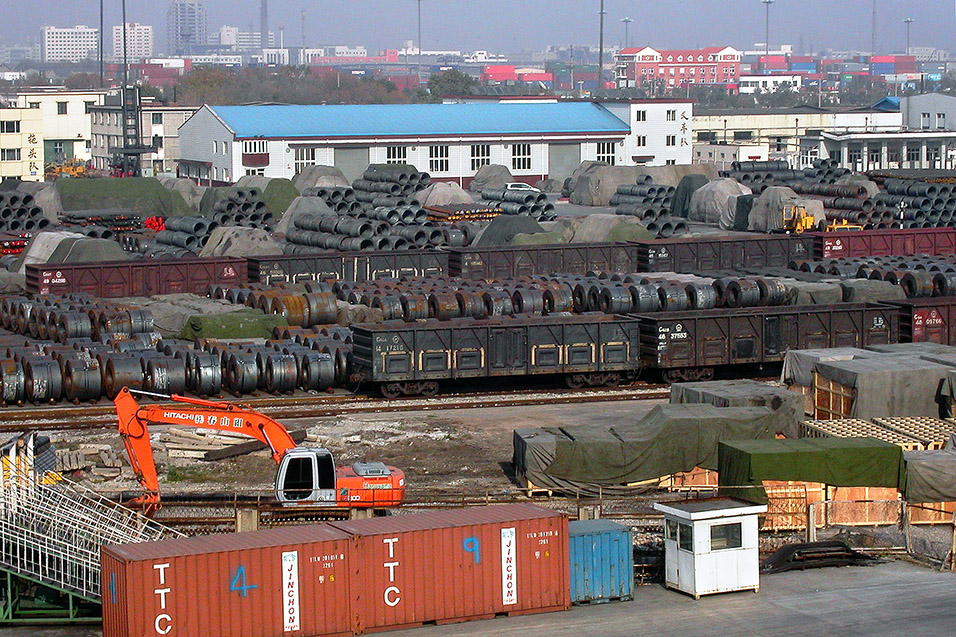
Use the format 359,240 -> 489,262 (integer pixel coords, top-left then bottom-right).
872,417 -> 956,450
801,419 -> 926,450
518,475 -> 554,497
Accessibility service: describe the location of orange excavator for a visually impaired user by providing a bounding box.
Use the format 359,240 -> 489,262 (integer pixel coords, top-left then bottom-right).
114,387 -> 406,516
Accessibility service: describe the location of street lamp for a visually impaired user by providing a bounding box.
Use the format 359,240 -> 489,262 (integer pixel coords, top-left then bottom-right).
762,0 -> 774,64
621,17 -> 632,48
903,17 -> 914,56
416,0 -> 423,87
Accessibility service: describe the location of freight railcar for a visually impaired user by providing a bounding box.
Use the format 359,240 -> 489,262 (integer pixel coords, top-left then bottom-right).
352,304 -> 900,396
351,314 -> 642,397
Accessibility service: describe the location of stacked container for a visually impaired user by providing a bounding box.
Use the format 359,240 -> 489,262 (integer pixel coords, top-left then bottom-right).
568,520 -> 633,604
102,503 -> 569,636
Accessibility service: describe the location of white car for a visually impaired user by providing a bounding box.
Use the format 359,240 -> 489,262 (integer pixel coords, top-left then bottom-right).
504,182 -> 541,193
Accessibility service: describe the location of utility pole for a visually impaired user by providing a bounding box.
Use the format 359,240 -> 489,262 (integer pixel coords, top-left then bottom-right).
621,17 -> 632,49
762,0 -> 774,65
417,0 -> 423,88
301,10 -> 306,65
904,17 -> 914,56
598,0 -> 606,86
98,0 -> 104,87
871,0 -> 877,55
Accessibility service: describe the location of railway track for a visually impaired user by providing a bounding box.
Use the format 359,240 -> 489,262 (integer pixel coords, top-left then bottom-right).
0,384 -> 670,432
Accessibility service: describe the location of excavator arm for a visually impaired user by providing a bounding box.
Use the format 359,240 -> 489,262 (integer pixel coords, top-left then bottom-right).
114,387 -> 299,515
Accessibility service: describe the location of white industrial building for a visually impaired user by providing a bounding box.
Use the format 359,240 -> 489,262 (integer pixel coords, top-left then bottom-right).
14,89 -> 108,163
40,25 -> 98,63
799,130 -> 956,171
111,23 -> 154,62
737,74 -> 803,95
177,100 -> 694,186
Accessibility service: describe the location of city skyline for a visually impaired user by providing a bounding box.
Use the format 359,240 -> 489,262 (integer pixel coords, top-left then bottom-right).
5,0 -> 954,56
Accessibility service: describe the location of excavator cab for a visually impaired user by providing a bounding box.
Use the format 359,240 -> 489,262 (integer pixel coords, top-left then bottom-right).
275,448 -> 337,504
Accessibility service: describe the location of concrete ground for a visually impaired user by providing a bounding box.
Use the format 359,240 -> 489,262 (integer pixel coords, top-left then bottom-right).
390,560 -> 955,637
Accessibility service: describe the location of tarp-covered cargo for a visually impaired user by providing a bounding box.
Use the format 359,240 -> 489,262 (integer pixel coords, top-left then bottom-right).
56,178 -> 192,217
781,347 -> 880,387
903,439 -> 956,502
687,178 -> 751,226
176,309 -> 287,340
840,279 -> 907,303
514,404 -> 780,491
669,380 -> 803,438
813,357 -> 951,419
866,342 -> 956,356
671,174 -> 711,218
717,438 -> 906,502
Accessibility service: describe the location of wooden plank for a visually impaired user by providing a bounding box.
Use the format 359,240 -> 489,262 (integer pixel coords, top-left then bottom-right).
203,428 -> 308,462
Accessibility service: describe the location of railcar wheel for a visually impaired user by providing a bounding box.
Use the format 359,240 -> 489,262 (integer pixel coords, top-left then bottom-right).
662,369 -> 685,383
602,372 -> 622,387
380,383 -> 404,399
698,367 -> 715,381
420,381 -> 440,397
565,374 -> 587,389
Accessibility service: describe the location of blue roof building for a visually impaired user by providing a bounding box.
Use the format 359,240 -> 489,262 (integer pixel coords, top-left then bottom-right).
178,100 -> 693,185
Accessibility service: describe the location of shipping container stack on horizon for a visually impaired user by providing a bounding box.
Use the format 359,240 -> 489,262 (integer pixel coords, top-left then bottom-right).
101,503 -> 569,637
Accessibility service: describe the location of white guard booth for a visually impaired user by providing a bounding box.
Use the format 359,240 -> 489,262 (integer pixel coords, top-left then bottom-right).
654,497 -> 767,599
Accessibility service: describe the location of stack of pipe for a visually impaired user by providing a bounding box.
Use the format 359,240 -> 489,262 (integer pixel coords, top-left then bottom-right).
609,176 -> 686,238
0,192 -> 49,234
479,188 -> 555,222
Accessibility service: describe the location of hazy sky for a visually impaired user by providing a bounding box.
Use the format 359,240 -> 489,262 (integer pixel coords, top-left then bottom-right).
5,0 -> 954,55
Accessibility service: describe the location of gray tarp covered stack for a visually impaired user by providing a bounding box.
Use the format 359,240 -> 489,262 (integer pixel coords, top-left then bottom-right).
903,435 -> 956,502
813,357 -> 952,419
781,347 -> 880,387
669,379 -> 803,438
512,404 -> 780,492
671,174 -> 711,218
687,178 -> 751,226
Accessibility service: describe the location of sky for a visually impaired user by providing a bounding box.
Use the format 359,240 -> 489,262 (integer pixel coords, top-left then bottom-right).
4,0 -> 954,55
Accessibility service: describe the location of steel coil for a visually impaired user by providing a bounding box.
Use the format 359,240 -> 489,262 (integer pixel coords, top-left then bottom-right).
371,295 -> 404,321
543,287 -> 573,314
429,292 -> 460,320
726,279 -> 761,308
104,356 -> 145,398
455,292 -> 485,319
400,294 -> 429,321
933,272 -> 956,297
0,359 -> 25,405
685,283 -> 718,310
63,360 -> 102,403
265,354 -> 299,393
227,352 -> 259,394
145,358 -> 187,395
657,284 -> 689,312
599,286 -> 632,314
24,359 -> 62,403
512,288 -> 545,315
901,271 -> 935,298
304,292 -> 338,326
300,352 -> 335,391
756,278 -> 789,306
319,343 -> 352,386
482,290 -> 514,317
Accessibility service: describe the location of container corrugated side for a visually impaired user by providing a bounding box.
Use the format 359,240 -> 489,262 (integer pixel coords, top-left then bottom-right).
568,520 -> 633,604
331,503 -> 569,633
101,525 -> 353,637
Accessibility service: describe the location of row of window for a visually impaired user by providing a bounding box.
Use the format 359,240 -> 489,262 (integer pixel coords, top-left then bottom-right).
920,112 -> 947,129
291,143 -> 537,174
1,148 -> 21,161
93,111 -> 164,126
665,520 -> 742,552
0,121 -> 20,134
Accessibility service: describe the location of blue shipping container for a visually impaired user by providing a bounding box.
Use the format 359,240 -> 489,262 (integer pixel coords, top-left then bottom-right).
569,520 -> 633,604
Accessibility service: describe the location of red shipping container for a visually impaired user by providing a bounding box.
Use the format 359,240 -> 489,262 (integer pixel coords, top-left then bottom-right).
518,72 -> 553,82
331,504 -> 569,633
102,525 -> 354,637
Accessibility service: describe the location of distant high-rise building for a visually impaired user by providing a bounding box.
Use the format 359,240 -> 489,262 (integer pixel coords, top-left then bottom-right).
167,0 -> 207,56
40,25 -> 99,63
112,23 -> 154,62
208,26 -> 274,52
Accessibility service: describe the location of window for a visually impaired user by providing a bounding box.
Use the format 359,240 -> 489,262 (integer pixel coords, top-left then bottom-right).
53,141 -> 64,155
907,146 -> 921,164
429,145 -> 449,173
511,143 -> 532,171
937,113 -> 946,129
596,141 -> 616,165
710,523 -> 742,550
0,148 -> 21,161
868,148 -> 881,164
152,135 -> 163,149
245,168 -> 265,176
84,101 -> 95,113
635,135 -> 647,147
28,102 -> 39,109
848,148 -> 862,165
213,140 -> 219,154
151,112 -> 163,125
697,131 -> 716,142
666,159 -> 677,165
665,519 -> 678,541
0,121 -> 20,133
733,131 -> 753,141
678,523 -> 693,552
294,146 -> 317,172
775,137 -> 787,152
242,139 -> 267,154
635,110 -> 646,122
56,101 -> 67,115
666,135 -> 677,147
666,109 -> 677,121
385,146 -> 407,164
921,112 -> 931,129
470,144 -> 491,171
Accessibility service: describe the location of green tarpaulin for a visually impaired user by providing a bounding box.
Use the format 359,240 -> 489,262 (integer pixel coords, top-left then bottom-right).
57,178 -> 191,217
717,438 -> 906,503
176,310 -> 287,340
542,404 -> 780,485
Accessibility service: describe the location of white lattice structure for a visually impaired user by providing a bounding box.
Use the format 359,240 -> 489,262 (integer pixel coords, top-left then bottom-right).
0,434 -> 182,601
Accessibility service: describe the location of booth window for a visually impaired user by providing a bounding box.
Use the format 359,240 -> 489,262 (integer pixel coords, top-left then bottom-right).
678,523 -> 693,552
710,523 -> 742,550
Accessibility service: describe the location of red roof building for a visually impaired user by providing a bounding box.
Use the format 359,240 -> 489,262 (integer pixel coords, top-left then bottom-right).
615,46 -> 741,91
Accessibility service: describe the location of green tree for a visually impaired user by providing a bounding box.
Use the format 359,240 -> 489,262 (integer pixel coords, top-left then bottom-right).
427,69 -> 476,96
64,72 -> 99,89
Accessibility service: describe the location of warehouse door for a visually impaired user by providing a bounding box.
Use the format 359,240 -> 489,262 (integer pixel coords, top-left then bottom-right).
548,144 -> 581,182
334,147 -> 370,182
